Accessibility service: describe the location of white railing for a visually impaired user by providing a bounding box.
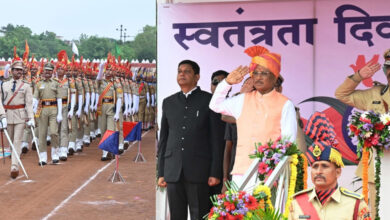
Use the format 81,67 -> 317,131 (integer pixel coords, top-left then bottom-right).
155,156 -> 291,220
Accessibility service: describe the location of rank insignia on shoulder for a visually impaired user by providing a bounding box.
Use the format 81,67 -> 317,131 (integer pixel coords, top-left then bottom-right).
292,188 -> 313,198
372,101 -> 381,104
340,187 -> 363,199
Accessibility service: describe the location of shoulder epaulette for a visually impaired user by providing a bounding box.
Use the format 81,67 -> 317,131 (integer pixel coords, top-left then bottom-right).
340,187 -> 363,200
292,188 -> 313,198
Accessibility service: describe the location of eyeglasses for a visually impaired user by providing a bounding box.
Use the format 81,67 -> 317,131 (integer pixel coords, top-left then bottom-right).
212,79 -> 221,86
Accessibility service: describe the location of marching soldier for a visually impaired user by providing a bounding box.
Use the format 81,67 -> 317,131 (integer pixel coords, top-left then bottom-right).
69,61 -> 85,153
21,59 -> 40,153
122,67 -> 133,150
88,64 -> 97,142
135,67 -> 149,130
113,65 -> 124,154
1,60 -> 34,178
56,51 -> 76,161
96,56 -> 123,160
81,64 -> 91,147
33,62 -> 63,165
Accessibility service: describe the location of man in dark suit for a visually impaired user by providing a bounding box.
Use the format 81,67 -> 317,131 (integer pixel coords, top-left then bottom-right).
157,60 -> 222,220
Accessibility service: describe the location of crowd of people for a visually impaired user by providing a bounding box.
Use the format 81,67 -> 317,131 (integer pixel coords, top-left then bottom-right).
156,45 -> 390,219
0,49 -> 157,179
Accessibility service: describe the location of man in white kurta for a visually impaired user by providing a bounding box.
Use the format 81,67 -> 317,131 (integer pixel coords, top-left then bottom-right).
210,46 -> 297,187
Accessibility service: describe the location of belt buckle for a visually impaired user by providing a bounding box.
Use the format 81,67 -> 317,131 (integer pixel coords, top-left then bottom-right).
45,101 -> 51,105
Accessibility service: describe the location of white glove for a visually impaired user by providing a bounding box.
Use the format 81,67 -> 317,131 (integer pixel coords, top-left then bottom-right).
33,98 -> 39,114
84,92 -> 90,114
123,93 -> 129,116
76,94 -> 83,118
68,93 -> 76,118
146,92 -> 150,107
151,94 -> 155,107
90,92 -> 95,111
57,98 -> 63,123
128,93 -> 133,115
97,62 -> 105,80
94,94 -> 99,111
4,64 -> 10,79
114,98 -> 122,121
133,95 -> 139,114
0,118 -> 7,129
27,119 -> 35,127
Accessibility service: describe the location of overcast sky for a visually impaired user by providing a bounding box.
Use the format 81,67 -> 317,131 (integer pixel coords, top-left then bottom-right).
1,0 -> 156,41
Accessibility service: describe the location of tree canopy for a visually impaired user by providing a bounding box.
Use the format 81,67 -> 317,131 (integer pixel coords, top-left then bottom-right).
0,24 -> 156,61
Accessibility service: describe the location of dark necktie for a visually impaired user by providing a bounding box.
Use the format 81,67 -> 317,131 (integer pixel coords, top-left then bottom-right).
12,81 -> 16,92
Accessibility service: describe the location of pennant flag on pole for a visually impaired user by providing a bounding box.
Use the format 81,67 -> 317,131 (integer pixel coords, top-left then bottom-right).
98,130 -> 119,155
72,41 -> 79,56
123,122 -> 142,142
115,43 -> 121,56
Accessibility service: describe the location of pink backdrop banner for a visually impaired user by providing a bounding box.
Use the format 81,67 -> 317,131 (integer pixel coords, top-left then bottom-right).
157,0 -> 390,163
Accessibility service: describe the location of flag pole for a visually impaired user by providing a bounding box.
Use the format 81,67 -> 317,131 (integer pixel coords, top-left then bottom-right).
133,122 -> 146,162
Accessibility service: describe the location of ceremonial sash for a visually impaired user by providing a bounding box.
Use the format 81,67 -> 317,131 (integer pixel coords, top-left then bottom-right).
6,82 -> 24,106
295,193 -> 321,220
97,82 -> 113,115
138,82 -> 144,94
353,199 -> 360,220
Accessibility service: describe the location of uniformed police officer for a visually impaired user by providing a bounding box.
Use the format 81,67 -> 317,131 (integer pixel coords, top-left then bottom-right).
96,60 -> 123,160
289,113 -> 371,220
334,50 -> 390,219
1,60 -> 34,178
56,54 -> 76,161
21,59 -> 40,153
33,63 -> 63,165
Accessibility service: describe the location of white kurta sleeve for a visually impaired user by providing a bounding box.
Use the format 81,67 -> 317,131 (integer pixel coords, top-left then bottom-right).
280,100 -> 298,142
209,79 -> 245,119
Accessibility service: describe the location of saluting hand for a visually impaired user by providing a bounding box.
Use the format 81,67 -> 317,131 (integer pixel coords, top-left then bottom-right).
226,66 -> 249,85
358,61 -> 381,80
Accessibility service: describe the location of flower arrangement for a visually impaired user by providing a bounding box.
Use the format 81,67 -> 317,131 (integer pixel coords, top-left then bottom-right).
283,154 -> 298,218
249,137 -> 299,181
347,110 -> 390,219
206,182 -> 281,220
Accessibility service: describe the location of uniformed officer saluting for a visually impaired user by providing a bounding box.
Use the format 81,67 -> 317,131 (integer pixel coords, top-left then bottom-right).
335,49 -> 390,219
1,60 -> 34,178
289,113 -> 371,220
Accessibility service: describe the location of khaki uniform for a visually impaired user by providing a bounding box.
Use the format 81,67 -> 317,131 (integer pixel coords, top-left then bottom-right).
93,80 -> 100,135
1,79 -> 33,169
97,78 -> 123,156
88,79 -> 96,139
289,187 -> 370,220
22,76 -> 40,148
335,75 -> 382,217
81,78 -> 91,145
135,81 -> 148,124
69,77 -> 84,151
34,78 -> 61,155
148,82 -> 156,125
57,78 -> 76,154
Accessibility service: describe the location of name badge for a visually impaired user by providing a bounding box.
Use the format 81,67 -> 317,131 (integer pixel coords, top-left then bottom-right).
40,85 -> 45,89
372,101 -> 381,104
299,215 -> 311,219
